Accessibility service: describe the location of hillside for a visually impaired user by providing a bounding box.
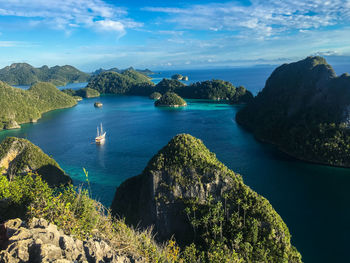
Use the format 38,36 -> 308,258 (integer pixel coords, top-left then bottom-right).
0,137 -> 70,187
236,56 -> 350,167
86,69 -> 155,95
112,134 -> 302,262
0,63 -> 90,86
0,81 -> 77,130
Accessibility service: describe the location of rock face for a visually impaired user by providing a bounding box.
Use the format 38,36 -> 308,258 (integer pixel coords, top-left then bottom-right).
236,56 -> 350,167
0,137 -> 71,187
0,218 -> 141,263
112,134 -> 301,262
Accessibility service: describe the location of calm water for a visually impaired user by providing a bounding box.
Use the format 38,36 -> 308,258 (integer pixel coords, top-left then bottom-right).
2,66 -> 350,263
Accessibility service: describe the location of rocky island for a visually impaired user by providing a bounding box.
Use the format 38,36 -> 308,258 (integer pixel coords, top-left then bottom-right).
154,92 -> 187,107
112,134 -> 301,262
0,81 -> 77,130
236,56 -> 350,167
171,73 -> 188,81
0,63 -> 90,86
94,101 -> 103,107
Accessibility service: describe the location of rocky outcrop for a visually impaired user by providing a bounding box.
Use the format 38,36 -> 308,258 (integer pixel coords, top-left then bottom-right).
154,92 -> 187,107
0,137 -> 71,187
236,56 -> 350,167
111,134 -> 301,262
0,218 -> 141,263
94,102 -> 103,108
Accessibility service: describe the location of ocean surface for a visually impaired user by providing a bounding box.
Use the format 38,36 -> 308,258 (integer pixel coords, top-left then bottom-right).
2,65 -> 350,263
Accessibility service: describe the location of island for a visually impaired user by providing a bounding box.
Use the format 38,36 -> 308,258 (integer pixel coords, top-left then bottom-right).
0,63 -> 90,86
91,66 -> 155,76
111,134 -> 302,262
86,69 -> 155,96
236,56 -> 350,167
171,73 -> 188,81
0,81 -> 77,130
149,91 -> 162,100
154,92 -> 187,107
94,101 -> 103,108
86,71 -> 253,104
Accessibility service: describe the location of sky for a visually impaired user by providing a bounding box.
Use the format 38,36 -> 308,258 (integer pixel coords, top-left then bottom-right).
0,0 -> 349,71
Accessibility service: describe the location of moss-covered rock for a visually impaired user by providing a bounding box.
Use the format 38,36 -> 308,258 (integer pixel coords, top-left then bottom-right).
111,134 -> 301,263
0,137 -> 71,187
155,92 -> 187,107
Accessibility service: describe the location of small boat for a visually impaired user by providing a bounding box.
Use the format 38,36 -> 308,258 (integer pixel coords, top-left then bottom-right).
95,123 -> 106,144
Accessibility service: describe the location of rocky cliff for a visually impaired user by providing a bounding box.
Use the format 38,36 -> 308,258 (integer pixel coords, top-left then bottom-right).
0,137 -> 71,187
236,56 -> 350,167
111,134 -> 301,262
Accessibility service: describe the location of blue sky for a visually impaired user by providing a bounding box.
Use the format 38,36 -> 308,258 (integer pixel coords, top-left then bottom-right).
0,0 -> 349,71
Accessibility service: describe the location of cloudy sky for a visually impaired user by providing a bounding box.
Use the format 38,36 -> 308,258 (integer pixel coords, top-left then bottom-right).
0,0 -> 349,71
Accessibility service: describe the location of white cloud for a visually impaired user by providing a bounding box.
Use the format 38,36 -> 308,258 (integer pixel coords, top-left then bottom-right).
0,0 -> 141,36
144,0 -> 350,39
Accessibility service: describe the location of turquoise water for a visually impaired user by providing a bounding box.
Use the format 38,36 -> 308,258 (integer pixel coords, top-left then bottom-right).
2,65 -> 350,262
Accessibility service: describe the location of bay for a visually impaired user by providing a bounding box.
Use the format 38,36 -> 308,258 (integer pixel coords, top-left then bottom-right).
1,65 -> 350,262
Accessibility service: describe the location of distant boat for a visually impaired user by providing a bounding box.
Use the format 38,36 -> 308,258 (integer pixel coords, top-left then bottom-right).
95,123 -> 106,144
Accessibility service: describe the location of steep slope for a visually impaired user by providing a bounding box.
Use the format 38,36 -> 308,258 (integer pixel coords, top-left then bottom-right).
112,134 -> 301,262
0,137 -> 71,186
0,81 -> 76,130
236,56 -> 350,167
0,63 -> 89,86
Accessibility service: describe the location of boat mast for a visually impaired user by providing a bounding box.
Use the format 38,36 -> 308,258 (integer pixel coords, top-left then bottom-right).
97,126 -> 99,137
100,123 -> 103,134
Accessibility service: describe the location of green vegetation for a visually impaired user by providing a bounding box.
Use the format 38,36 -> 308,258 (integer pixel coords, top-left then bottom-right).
86,71 -> 252,104
0,81 -> 77,130
62,87 -> 100,98
0,137 -> 71,186
92,67 -> 155,76
86,69 -> 154,95
236,56 -> 350,167
0,63 -> 90,86
0,174 -> 181,262
155,92 -> 187,107
112,134 -> 302,263
155,79 -> 253,103
149,92 -> 162,100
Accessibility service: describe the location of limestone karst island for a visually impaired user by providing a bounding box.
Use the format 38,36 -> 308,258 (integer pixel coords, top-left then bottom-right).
0,1 -> 349,263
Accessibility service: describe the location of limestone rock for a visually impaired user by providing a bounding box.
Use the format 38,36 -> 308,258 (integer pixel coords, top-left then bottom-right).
0,218 -> 141,263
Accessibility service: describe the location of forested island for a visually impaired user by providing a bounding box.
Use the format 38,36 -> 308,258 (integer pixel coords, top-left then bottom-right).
87,69 -> 253,104
0,63 -> 90,86
0,81 -> 77,130
0,135 -> 302,262
236,56 -> 350,167
62,87 -> 100,98
154,92 -> 187,107
91,66 -> 155,76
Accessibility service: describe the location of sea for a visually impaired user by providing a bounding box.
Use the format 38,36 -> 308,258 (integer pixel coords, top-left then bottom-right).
3,64 -> 350,263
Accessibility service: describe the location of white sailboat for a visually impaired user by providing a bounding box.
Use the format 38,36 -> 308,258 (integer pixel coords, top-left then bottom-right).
95,123 -> 106,144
